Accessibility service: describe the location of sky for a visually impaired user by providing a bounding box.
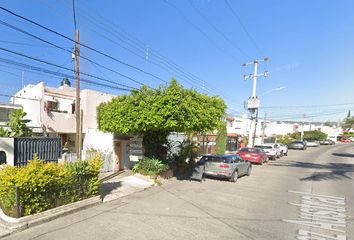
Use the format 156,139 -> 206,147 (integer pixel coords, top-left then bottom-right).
0,0 -> 353,123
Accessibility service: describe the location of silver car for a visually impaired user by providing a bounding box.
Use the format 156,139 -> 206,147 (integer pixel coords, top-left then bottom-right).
198,154 -> 251,182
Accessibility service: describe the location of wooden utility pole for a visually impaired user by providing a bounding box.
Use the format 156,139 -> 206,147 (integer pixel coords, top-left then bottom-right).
74,29 -> 81,160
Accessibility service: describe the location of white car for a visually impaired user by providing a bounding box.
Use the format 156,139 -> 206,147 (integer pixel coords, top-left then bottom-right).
277,143 -> 288,156
254,144 -> 280,160
306,141 -> 320,147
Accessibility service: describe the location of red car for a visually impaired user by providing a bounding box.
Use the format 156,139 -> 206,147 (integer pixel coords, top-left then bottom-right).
238,147 -> 268,165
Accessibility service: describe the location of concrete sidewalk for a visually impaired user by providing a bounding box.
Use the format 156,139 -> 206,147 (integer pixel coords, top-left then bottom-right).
0,173 -> 155,238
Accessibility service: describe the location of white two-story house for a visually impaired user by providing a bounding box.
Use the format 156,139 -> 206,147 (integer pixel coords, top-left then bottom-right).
11,78 -> 136,172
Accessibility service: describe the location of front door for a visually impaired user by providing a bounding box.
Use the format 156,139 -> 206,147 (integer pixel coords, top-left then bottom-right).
114,141 -> 122,172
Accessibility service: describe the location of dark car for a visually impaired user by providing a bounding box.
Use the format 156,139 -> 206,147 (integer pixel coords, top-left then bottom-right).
288,140 -> 307,150
238,147 -> 268,165
198,154 -> 251,182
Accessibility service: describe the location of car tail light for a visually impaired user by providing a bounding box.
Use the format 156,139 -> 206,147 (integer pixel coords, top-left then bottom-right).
219,164 -> 230,168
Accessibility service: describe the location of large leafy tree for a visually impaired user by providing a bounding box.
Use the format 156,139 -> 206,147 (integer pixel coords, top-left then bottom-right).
97,79 -> 226,159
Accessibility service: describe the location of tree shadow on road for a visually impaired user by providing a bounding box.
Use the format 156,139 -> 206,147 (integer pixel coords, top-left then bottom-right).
99,181 -> 122,200
332,152 -> 354,158
270,160 -> 354,181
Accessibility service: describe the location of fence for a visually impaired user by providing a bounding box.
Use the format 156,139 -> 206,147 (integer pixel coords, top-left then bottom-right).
14,137 -> 61,166
63,151 -> 114,172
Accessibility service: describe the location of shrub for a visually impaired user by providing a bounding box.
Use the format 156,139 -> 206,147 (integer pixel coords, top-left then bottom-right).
0,155 -> 102,217
132,157 -> 169,176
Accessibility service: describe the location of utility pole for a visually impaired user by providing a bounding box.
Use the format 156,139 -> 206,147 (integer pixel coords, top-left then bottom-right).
261,113 -> 267,144
74,29 -> 81,160
301,113 -> 306,141
242,58 -> 269,147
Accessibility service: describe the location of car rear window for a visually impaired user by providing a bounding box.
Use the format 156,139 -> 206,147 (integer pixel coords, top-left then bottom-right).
239,148 -> 256,153
255,145 -> 272,149
200,155 -> 236,163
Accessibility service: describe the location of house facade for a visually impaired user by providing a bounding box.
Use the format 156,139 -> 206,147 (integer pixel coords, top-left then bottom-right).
11,79 -> 136,171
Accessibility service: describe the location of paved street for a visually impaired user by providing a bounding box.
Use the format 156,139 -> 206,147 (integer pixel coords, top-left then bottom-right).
4,143 -> 354,240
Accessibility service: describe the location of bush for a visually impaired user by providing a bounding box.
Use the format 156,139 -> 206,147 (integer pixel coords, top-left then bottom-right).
0,155 -> 102,217
132,157 -> 169,176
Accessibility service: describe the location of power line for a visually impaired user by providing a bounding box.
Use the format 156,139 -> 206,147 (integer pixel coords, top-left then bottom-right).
189,0 -> 250,58
163,0 -> 242,63
0,57 -> 132,92
0,47 -> 137,90
0,40 -> 68,49
262,102 -> 354,109
0,19 -> 147,87
40,1 -> 240,102
0,93 -> 40,101
0,6 -> 167,83
224,0 -> 265,57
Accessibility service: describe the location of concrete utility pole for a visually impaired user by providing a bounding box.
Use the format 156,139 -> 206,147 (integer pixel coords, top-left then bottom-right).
74,29 -> 81,160
301,113 -> 306,141
261,113 -> 267,144
242,58 -> 269,147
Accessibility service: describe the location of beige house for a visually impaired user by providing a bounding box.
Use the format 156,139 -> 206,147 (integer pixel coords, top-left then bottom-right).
11,79 -> 138,171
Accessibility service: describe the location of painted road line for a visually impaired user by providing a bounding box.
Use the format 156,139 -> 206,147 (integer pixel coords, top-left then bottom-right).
283,190 -> 347,240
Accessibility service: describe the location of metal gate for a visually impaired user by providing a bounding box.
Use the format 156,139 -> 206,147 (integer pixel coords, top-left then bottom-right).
14,137 -> 62,166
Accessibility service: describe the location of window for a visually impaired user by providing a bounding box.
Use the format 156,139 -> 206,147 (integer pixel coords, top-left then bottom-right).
227,120 -> 233,127
0,151 -> 6,165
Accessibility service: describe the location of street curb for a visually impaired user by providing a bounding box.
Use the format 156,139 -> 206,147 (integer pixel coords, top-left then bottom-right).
0,174 -> 156,239
0,195 -> 101,238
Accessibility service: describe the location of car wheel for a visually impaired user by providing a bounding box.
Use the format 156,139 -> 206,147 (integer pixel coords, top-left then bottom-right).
230,171 -> 238,182
247,166 -> 252,176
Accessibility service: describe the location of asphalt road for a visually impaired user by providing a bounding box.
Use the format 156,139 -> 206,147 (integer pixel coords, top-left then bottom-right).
4,143 -> 354,240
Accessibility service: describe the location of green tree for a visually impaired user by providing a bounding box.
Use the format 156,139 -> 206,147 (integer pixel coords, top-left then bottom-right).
0,127 -> 8,137
97,79 -> 226,160
215,121 -> 227,154
7,109 -> 32,137
341,110 -> 354,130
323,121 -> 334,127
303,130 -> 327,141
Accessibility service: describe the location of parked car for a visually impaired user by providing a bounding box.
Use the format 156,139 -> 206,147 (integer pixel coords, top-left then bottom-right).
238,147 -> 268,165
341,138 -> 351,143
288,140 -> 307,150
306,140 -> 320,147
320,139 -> 335,145
254,144 -> 279,160
278,143 -> 288,156
198,154 -> 251,182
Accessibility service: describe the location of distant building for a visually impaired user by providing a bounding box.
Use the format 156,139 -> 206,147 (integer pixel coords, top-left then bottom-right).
226,115 -> 343,144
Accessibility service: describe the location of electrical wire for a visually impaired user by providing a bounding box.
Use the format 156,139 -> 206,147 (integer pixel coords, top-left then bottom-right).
40,0 -> 241,102
163,0 -> 242,63
0,47 -> 137,90
0,6 -> 167,83
224,0 -> 265,57
0,57 -> 132,92
189,0 -> 250,58
0,19 -> 147,87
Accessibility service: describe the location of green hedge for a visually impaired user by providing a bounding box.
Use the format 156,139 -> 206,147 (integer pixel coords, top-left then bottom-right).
0,155 -> 102,217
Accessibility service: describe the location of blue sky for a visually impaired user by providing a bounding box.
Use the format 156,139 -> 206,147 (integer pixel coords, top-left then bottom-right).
0,0 -> 353,122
